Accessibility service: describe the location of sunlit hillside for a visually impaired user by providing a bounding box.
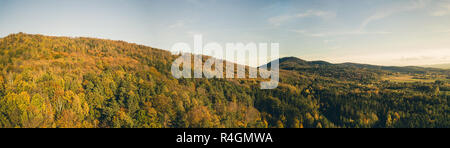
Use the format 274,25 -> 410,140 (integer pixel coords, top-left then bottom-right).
0,33 -> 448,128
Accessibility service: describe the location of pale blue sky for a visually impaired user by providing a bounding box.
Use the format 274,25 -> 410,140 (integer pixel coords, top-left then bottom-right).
1,0 -> 450,66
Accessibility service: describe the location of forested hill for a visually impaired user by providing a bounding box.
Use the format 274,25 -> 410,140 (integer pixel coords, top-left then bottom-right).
269,56 -> 450,82
0,33 -> 448,128
422,64 -> 450,70
275,57 -> 449,76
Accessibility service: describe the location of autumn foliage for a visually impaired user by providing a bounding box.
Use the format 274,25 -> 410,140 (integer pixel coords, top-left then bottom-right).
0,33 -> 448,128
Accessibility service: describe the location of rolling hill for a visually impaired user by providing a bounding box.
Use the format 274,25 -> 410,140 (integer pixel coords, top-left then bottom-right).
274,57 -> 449,75
0,33 -> 448,128
267,56 -> 449,83
422,64 -> 450,69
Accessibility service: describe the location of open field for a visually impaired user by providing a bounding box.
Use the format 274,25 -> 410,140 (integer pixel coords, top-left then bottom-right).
382,74 -> 449,83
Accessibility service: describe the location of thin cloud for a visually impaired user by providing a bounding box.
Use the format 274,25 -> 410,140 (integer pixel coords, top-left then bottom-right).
269,10 -> 336,26
268,15 -> 293,26
169,20 -> 186,29
296,10 -> 336,19
390,48 -> 450,66
291,29 -> 391,37
289,0 -> 428,38
399,56 -> 434,62
360,0 -> 429,30
430,2 -> 450,16
434,29 -> 450,33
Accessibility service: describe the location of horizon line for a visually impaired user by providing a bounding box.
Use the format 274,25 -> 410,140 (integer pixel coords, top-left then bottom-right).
1,32 -> 448,69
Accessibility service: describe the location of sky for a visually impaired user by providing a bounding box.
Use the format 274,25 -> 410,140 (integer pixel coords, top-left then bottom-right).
1,0 -> 450,66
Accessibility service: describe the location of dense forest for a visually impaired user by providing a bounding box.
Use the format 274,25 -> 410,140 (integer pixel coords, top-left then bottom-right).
0,33 -> 448,128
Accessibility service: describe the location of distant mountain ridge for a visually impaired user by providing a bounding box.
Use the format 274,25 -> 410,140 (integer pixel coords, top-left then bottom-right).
421,64 -> 450,69
273,57 -> 449,74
